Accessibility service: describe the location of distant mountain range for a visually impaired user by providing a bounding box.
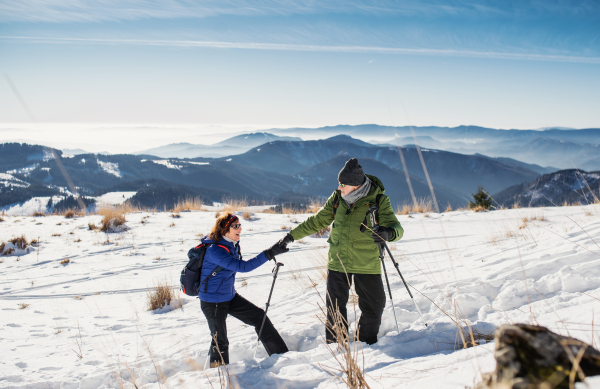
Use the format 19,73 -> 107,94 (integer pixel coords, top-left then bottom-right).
265,125 -> 600,170
1,133 -> 554,211
214,135 -> 543,198
493,169 -> 600,207
137,132 -> 302,158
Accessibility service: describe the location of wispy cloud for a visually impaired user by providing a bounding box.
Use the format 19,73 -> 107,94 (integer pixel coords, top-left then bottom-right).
2,35 -> 599,64
0,0 -> 516,23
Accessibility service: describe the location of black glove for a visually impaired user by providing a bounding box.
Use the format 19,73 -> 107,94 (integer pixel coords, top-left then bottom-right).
280,233 -> 294,245
264,240 -> 289,261
372,226 -> 394,243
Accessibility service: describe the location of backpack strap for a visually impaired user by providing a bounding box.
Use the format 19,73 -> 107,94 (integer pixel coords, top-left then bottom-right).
332,193 -> 340,216
360,194 -> 385,233
199,244 -> 232,293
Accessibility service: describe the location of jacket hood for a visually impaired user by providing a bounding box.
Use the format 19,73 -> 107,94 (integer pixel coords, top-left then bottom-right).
200,236 -> 215,245
366,174 -> 385,195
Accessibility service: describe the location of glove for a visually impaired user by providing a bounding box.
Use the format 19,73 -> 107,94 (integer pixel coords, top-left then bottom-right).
264,240 -> 289,261
280,233 -> 294,245
372,226 -> 394,243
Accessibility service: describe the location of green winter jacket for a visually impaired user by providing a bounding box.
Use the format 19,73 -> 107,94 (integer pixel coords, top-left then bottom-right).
290,175 -> 403,274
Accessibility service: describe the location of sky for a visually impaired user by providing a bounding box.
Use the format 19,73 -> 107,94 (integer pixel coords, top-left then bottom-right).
0,0 -> 599,150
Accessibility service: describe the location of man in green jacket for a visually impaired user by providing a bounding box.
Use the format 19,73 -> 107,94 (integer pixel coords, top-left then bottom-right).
279,158 -> 403,344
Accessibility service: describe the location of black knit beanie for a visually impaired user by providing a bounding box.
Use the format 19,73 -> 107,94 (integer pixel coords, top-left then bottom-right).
338,158 -> 366,186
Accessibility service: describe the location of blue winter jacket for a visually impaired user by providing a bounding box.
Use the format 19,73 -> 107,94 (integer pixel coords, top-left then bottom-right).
199,236 -> 270,303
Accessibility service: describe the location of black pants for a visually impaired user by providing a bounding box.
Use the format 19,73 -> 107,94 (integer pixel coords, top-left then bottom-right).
326,269 -> 386,345
200,293 -> 289,364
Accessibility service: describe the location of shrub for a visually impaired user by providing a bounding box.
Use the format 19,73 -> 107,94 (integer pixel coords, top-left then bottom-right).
147,282 -> 181,311
469,185 -> 492,211
99,209 -> 126,232
32,212 -> 45,217
9,235 -> 28,250
64,209 -> 76,218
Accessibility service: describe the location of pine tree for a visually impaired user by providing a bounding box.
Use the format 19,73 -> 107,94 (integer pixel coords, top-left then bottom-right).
469,185 -> 492,210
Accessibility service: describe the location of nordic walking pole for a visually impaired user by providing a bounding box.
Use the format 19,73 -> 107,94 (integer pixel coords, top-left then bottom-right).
254,262 -> 284,358
368,208 -> 400,333
382,239 -> 428,327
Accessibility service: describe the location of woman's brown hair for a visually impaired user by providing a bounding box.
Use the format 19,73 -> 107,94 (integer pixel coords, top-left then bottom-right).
209,212 -> 239,241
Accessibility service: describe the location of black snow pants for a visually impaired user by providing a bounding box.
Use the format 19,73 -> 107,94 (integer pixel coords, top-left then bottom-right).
200,293 -> 289,364
326,269 -> 386,345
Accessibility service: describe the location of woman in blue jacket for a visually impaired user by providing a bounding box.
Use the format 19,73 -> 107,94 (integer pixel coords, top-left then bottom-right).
200,212 -> 289,367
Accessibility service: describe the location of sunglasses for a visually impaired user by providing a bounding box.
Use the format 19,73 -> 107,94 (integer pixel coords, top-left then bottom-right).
338,182 -> 347,188
230,224 -> 242,230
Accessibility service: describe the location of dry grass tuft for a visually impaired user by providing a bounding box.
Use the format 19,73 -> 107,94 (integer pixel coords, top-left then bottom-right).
0,242 -> 5,254
147,282 -> 182,311
30,239 -> 39,246
64,209 -> 76,218
32,211 -> 46,217
242,210 -> 253,220
98,208 -> 126,232
51,233 -> 61,237
281,225 -> 291,230
60,258 -> 70,265
88,222 -> 97,230
9,235 -> 28,250
0,216 -> 4,222
18,303 -> 29,310
472,205 -> 487,212
320,303 -> 370,388
396,198 -> 434,215
171,213 -> 181,218
172,197 -> 203,213
445,204 -> 453,212
312,226 -> 331,238
222,198 -> 249,213
307,199 -> 323,213
169,222 -> 175,227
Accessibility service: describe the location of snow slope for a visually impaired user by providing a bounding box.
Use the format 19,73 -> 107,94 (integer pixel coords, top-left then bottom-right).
1,205 -> 600,388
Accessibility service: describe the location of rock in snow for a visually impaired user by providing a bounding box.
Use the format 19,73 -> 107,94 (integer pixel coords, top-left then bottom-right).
476,324 -> 600,388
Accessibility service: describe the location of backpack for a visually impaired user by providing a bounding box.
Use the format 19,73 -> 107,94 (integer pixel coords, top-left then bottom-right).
180,243 -> 227,297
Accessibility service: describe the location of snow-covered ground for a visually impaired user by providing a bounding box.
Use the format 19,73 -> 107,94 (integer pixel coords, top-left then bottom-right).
1,205 -> 600,388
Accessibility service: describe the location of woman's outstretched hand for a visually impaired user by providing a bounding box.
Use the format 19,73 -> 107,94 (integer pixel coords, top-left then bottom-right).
264,240 -> 289,261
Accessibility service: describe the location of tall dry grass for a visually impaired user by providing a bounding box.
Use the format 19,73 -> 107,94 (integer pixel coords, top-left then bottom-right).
396,198 -> 434,215
147,282 -> 182,311
221,198 -> 248,213
172,197 -> 203,213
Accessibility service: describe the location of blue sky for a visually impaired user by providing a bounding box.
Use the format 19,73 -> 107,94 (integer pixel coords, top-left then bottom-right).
1,0 -> 599,129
